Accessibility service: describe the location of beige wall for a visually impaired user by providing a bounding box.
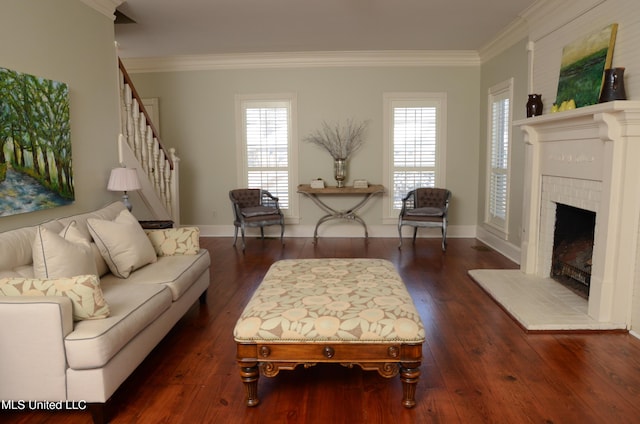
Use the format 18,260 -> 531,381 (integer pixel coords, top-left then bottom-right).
129,65 -> 481,231
478,38 -> 530,251
0,0 -> 121,232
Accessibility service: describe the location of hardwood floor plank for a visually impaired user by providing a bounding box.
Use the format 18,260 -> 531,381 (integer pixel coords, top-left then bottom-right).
3,237 -> 640,423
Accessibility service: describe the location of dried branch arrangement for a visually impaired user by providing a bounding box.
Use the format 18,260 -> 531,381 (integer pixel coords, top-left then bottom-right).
304,119 -> 368,160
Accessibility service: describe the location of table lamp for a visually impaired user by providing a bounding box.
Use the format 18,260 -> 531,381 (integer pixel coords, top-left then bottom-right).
107,167 -> 141,211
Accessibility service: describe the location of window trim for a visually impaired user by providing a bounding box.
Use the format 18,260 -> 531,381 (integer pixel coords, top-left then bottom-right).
484,78 -> 513,239
235,93 -> 299,221
382,92 -> 447,223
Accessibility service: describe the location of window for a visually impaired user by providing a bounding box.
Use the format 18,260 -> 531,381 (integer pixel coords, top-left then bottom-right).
383,93 -> 446,221
485,79 -> 513,236
236,94 -> 298,219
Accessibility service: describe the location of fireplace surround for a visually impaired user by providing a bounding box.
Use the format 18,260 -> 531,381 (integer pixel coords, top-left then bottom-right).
517,101 -> 640,327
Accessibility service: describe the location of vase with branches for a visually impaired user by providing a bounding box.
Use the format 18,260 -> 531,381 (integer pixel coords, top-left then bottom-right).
304,119 -> 368,187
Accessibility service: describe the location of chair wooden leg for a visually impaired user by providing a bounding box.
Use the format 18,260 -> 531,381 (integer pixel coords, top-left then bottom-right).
241,225 -> 246,251
232,226 -> 238,246
412,227 -> 418,244
398,223 -> 403,248
260,227 -> 265,239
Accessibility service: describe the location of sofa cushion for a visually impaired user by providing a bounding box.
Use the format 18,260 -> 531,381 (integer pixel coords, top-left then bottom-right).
87,209 -> 157,278
101,249 -> 210,301
64,281 -> 172,369
32,222 -> 98,279
0,275 -> 110,321
145,227 -> 200,256
57,201 -> 126,240
0,220 -> 63,272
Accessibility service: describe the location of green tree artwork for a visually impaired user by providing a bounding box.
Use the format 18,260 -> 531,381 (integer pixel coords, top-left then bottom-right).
0,67 -> 73,216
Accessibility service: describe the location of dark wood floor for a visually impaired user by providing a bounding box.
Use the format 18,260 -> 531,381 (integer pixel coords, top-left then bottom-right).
4,237 -> 640,423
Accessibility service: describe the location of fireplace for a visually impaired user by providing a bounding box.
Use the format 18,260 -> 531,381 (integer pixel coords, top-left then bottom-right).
551,204 -> 595,298
517,101 -> 640,327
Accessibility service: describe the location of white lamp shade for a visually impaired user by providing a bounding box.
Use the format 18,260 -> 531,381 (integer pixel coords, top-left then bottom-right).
107,168 -> 141,192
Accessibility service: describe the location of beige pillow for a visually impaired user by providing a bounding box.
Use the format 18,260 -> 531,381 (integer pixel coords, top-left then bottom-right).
87,209 -> 157,278
145,227 -> 200,256
32,222 -> 98,279
0,275 -> 110,321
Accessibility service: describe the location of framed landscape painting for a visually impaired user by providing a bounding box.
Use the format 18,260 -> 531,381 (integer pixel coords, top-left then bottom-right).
0,67 -> 74,217
555,23 -> 618,107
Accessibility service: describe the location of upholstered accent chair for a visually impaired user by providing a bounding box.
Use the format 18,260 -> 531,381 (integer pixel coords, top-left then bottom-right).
229,189 -> 284,250
398,188 -> 451,251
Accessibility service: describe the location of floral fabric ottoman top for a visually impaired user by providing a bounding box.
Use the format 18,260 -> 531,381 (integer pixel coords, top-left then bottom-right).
234,258 -> 425,343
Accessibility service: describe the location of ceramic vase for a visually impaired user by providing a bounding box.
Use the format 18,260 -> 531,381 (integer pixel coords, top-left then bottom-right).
526,94 -> 543,117
599,67 -> 627,103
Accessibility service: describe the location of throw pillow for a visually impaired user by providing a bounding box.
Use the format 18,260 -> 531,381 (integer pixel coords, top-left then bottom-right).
0,275 -> 110,321
87,209 -> 157,278
145,227 -> 200,256
32,221 -> 98,279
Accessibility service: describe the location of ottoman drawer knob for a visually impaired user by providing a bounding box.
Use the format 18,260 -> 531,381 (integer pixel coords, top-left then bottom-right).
259,346 -> 271,358
388,346 -> 399,358
322,346 -> 335,358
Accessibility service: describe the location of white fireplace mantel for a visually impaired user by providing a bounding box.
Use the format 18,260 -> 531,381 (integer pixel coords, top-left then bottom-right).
515,101 -> 640,326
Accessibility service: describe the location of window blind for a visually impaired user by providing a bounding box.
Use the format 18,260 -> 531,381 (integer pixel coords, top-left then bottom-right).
245,106 -> 289,209
392,106 -> 437,209
488,96 -> 510,222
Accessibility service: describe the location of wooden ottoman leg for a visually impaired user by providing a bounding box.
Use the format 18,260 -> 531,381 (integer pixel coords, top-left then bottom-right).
239,361 -> 260,407
399,362 -> 421,408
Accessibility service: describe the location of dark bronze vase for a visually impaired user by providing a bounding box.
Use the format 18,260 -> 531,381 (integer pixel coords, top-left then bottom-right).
526,94 -> 543,117
599,67 -> 627,103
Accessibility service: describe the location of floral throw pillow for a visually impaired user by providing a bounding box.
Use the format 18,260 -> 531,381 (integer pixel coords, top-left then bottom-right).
145,227 -> 200,256
0,275 -> 110,321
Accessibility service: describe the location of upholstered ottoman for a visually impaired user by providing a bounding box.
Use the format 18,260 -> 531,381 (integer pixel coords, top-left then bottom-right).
233,258 -> 425,408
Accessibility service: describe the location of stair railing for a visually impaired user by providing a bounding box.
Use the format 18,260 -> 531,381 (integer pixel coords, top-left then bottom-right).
118,58 -> 180,225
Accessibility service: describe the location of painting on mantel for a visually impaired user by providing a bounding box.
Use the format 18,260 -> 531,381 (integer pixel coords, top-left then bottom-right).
555,23 -> 618,108
0,67 -> 74,217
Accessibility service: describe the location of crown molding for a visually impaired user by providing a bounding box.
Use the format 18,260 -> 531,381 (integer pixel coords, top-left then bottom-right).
80,0 -> 123,20
478,15 -> 531,63
520,0 -> 606,42
120,50 -> 481,73
477,0 -> 608,63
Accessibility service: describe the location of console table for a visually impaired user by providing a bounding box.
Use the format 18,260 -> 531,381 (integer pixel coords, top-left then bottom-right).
297,184 -> 384,242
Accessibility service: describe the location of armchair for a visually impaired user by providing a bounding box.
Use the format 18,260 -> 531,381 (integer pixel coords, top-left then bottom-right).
229,189 -> 285,250
398,187 -> 451,251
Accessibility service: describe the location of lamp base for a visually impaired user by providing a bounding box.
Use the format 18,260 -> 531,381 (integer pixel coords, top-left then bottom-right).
122,192 -> 133,212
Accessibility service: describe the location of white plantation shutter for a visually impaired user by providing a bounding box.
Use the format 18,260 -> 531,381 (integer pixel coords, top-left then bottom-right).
390,101 -> 440,210
242,103 -> 290,209
485,80 -> 512,235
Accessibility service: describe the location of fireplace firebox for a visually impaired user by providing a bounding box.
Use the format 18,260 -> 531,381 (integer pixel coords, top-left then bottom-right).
551,204 -> 595,298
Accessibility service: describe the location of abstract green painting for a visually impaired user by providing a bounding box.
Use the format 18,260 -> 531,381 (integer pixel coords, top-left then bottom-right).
555,23 -> 618,108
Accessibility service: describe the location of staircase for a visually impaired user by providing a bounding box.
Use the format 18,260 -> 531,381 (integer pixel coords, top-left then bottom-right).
118,59 -> 180,225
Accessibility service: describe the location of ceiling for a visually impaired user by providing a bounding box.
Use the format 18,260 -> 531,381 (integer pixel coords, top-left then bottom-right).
114,0 -> 539,59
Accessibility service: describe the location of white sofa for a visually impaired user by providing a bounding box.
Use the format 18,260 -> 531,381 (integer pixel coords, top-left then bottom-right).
0,202 -> 210,423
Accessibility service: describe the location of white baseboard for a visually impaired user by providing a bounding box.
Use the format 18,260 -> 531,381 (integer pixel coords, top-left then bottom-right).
475,226 -> 521,265
196,223 -> 476,239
